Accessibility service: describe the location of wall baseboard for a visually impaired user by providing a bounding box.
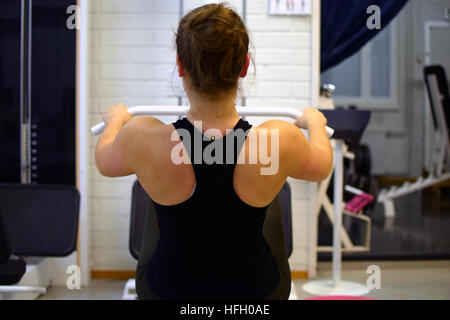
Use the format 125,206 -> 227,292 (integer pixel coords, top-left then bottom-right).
291,271 -> 308,279
91,270 -> 135,280
374,176 -> 417,185
91,270 -> 309,280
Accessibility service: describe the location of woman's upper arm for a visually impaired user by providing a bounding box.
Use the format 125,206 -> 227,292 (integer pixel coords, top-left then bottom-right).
97,116 -> 162,177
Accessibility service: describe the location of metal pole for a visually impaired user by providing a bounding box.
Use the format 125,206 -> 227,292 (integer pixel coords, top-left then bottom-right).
76,0 -> 91,286
0,286 -> 46,294
242,0 -> 247,108
20,0 -> 32,184
423,21 -> 450,172
178,0 -> 183,107
332,140 -> 343,287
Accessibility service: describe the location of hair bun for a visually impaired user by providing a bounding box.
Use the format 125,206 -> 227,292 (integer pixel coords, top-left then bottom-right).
186,6 -> 238,53
176,2 -> 250,95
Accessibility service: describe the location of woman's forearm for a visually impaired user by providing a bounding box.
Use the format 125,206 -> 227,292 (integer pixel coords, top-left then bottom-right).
96,119 -> 124,148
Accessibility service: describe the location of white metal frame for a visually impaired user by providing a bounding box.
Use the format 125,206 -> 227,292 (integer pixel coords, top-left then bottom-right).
0,259 -> 49,299
315,164 -> 372,254
76,0 -> 91,286
378,65 -> 450,218
122,279 -> 136,300
0,286 -> 46,295
307,0 -> 321,280
91,105 -> 334,137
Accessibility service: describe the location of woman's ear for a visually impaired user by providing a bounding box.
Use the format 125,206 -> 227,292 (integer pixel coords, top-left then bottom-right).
176,54 -> 185,77
240,54 -> 250,78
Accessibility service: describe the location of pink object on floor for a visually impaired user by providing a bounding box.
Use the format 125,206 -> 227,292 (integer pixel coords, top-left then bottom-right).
345,193 -> 374,213
307,295 -> 375,300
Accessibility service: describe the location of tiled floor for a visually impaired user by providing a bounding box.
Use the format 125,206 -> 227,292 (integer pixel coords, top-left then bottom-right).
39,279 -> 126,300
318,187 -> 450,259
39,260 -> 450,300
292,260 -> 450,300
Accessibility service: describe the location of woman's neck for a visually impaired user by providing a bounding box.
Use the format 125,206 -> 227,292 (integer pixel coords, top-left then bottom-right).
185,90 -> 240,130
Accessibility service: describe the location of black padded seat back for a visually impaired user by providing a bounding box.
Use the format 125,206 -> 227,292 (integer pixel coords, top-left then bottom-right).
424,65 -> 450,137
0,184 -> 80,257
129,180 -> 293,260
278,182 -> 293,258
320,109 -> 371,141
0,260 -> 26,285
0,207 -> 26,286
129,181 -> 157,260
0,208 -> 12,264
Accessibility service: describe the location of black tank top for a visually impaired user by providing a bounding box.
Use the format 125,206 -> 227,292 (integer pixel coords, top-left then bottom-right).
146,117 -> 280,300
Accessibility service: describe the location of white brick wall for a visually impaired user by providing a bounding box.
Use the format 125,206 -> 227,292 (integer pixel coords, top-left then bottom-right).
89,0 -> 180,271
88,0 -> 319,275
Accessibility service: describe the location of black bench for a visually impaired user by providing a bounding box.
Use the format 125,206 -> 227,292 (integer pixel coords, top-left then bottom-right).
0,184 -> 80,295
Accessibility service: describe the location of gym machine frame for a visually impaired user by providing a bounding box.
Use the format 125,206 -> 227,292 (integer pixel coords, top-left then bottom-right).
0,0 -> 47,297
377,18 -> 450,218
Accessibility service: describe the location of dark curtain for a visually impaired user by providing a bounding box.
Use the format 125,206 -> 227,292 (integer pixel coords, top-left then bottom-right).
321,0 -> 409,73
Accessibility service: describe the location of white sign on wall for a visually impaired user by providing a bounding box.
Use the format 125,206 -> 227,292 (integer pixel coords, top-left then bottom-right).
268,0 -> 311,15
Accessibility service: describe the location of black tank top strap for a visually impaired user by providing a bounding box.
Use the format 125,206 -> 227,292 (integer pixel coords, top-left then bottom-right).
172,118 -> 252,190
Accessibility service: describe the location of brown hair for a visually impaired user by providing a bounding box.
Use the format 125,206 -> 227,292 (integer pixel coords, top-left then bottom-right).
176,2 -> 250,97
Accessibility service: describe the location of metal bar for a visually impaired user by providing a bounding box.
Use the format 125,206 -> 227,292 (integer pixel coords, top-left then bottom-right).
241,0 -> 247,108
76,0 -> 91,287
0,286 -> 47,294
20,0 -> 32,184
178,0 -> 183,107
428,74 -> 450,174
90,105 -> 334,137
345,185 -> 364,195
332,140 -> 344,287
378,172 -> 450,201
322,187 -> 354,249
317,246 -> 370,253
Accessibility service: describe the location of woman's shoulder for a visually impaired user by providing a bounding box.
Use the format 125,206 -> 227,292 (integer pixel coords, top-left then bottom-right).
255,119 -> 299,131
123,116 -> 178,140
119,116 -> 178,154
251,119 -> 306,145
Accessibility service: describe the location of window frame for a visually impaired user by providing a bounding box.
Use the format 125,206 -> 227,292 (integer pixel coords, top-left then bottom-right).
324,19 -> 401,111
